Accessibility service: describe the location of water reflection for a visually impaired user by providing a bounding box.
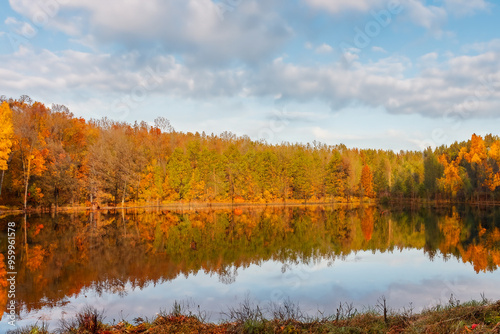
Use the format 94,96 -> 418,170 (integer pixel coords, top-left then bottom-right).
1,205 -> 500,326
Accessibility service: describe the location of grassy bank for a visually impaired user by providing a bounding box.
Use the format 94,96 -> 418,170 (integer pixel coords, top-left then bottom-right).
9,297 -> 500,334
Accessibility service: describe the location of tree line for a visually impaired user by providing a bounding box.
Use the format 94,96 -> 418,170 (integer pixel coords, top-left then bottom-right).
0,96 -> 500,209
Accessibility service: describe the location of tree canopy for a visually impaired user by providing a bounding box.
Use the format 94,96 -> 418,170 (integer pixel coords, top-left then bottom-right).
1,96 -> 500,208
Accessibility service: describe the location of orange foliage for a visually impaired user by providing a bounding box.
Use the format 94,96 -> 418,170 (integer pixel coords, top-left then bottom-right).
438,153 -> 463,196
461,244 -> 489,273
361,207 -> 375,241
0,254 -> 7,321
461,134 -> 487,164
360,165 -> 375,198
26,245 -> 47,271
439,210 -> 462,252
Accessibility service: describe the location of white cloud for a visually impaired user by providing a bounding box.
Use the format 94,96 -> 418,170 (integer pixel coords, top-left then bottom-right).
443,0 -> 491,17
304,0 -> 454,35
372,46 -> 387,53
312,127 -> 363,141
343,52 -> 360,63
315,43 -> 333,54
420,52 -> 438,61
252,50 -> 500,118
462,39 -> 500,53
304,0 -> 386,14
417,52 -> 439,68
4,16 -> 37,38
304,0 -> 489,21
401,0 -> 447,32
2,38 -> 500,122
8,0 -> 293,66
0,47 -> 246,109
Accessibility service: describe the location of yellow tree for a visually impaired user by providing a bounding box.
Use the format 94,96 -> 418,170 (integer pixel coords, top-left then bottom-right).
438,153 -> 463,197
12,100 -> 48,210
487,140 -> 500,191
0,101 -> 14,196
186,169 -> 206,202
460,134 -> 495,196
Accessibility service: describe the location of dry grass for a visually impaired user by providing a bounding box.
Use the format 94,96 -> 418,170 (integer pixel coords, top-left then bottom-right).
7,298 -> 500,334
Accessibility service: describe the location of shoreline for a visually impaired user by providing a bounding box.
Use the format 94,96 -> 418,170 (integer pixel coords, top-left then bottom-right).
2,197 -> 500,215
1,200 -> 373,215
8,298 -> 500,334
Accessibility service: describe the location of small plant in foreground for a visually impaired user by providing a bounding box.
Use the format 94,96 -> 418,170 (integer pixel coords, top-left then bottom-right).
7,322 -> 50,334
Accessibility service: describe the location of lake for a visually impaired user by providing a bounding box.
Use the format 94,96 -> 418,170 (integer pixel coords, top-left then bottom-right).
1,205 -> 500,331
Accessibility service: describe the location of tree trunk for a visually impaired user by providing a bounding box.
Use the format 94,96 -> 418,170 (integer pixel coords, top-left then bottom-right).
24,214 -> 28,259
0,169 -> 4,197
213,168 -> 217,197
122,180 -> 127,207
55,187 -> 59,212
23,157 -> 32,211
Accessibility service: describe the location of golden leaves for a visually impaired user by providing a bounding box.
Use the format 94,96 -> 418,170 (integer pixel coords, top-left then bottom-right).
0,101 -> 14,171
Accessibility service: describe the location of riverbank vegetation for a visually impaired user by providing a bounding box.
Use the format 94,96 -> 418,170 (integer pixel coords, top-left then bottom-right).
8,297 -> 500,333
1,96 -> 500,211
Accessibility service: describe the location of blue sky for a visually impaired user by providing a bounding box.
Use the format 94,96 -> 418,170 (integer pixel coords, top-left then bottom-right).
0,0 -> 499,150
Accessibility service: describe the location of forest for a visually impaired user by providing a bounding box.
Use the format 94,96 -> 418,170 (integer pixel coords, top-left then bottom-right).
1,95 -> 500,210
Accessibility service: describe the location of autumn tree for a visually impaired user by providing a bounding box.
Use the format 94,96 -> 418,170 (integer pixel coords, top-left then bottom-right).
167,148 -> 192,200
457,134 -> 495,200
11,100 -> 49,210
324,151 -> 346,200
343,149 -> 362,201
290,149 -> 314,201
438,153 -> 464,198
86,120 -> 145,206
360,164 -> 375,198
423,149 -> 443,198
138,159 -> 166,204
38,106 -> 89,208
0,101 -> 14,196
373,157 -> 391,196
487,140 -> 500,191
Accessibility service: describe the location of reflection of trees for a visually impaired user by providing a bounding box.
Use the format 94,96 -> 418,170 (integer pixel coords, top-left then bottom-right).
436,207 -> 500,272
361,206 -> 375,241
2,205 -> 500,314
438,208 -> 463,259
93,278 -> 128,298
0,254 -> 7,321
218,265 -> 237,285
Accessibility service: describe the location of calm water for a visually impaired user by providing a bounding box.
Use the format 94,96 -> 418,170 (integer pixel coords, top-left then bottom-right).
1,205 -> 500,331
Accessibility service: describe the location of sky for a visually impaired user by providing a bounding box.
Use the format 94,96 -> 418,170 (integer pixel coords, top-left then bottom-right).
0,0 -> 499,151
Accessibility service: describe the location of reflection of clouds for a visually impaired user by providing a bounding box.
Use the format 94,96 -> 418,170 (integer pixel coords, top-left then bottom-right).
385,277 -> 500,312
3,249 -> 500,330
